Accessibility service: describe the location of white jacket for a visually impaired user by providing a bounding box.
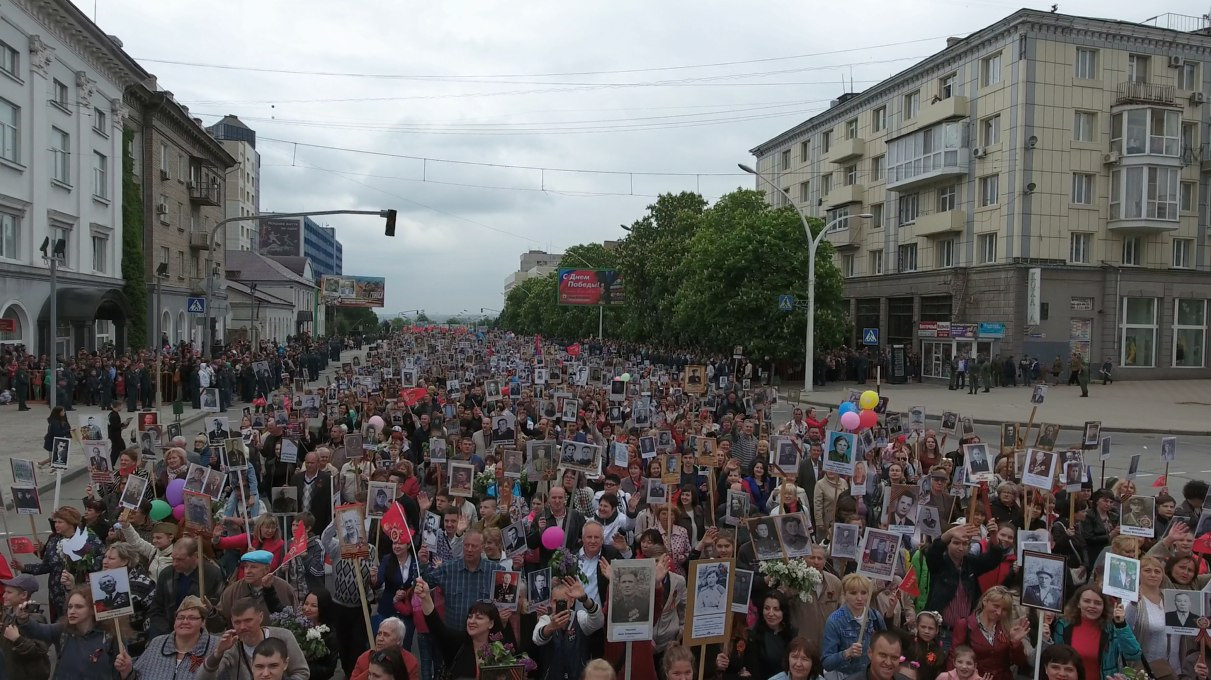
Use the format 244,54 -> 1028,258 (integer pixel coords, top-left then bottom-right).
121,522 -> 174,579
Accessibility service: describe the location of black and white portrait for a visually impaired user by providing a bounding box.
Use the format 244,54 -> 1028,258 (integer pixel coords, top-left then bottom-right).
1030,384 -> 1047,405
724,489 -> 749,526
1165,588 -> 1203,635
366,481 -> 395,519
1020,550 -> 1066,613
607,561 -> 655,641
118,475 -> 148,510
200,388 -> 220,413
51,437 -> 70,470
1119,495 -> 1155,539
774,513 -> 812,559
10,459 -> 35,487
1161,436 -> 1177,463
528,568 -> 552,608
831,523 -> 860,561
858,528 -> 900,580
1082,421 -> 1102,449
10,486 -> 40,515
90,567 -> 134,621
748,517 -> 784,562
207,417 -> 230,443
964,443 -> 993,482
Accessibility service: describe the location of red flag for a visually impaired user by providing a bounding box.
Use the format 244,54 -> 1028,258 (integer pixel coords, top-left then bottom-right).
282,519 -> 308,564
399,387 -> 428,407
898,563 -> 920,597
381,501 -> 413,544
1193,533 -> 1211,555
535,334 -> 543,355
1152,475 -> 1167,488
7,537 -> 35,555
567,343 -> 581,358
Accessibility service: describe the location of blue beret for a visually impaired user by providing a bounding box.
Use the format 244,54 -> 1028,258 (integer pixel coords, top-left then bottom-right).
240,550 -> 274,565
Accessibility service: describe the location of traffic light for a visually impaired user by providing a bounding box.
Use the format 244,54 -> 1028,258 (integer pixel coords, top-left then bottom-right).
384,209 -> 397,237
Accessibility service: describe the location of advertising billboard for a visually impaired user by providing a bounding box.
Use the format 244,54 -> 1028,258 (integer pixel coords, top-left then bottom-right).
557,268 -> 625,306
320,275 -> 386,308
258,218 -> 301,257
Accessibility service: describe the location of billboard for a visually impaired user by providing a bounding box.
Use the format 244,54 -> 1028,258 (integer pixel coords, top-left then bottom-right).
557,269 -> 625,306
258,218 -> 301,257
320,276 -> 386,308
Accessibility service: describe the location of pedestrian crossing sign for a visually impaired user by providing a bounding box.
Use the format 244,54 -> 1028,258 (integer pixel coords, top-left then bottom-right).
862,328 -> 879,345
778,294 -> 794,312
187,297 -> 206,314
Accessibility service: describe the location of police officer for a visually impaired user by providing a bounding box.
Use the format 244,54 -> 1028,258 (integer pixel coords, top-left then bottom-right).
13,363 -> 29,411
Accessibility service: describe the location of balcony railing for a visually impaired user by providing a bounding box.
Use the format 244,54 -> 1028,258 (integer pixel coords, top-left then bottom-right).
1115,82 -> 1177,106
189,182 -> 221,206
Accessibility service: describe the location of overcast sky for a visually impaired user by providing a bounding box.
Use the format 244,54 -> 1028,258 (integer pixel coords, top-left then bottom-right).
79,0 -> 1199,315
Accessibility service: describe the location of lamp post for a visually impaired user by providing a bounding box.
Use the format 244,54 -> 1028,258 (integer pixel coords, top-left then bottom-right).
153,262 -> 168,406
40,237 -> 65,408
738,163 -> 871,393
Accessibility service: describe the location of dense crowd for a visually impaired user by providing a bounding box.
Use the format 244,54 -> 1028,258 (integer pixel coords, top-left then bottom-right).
0,327 -> 1197,680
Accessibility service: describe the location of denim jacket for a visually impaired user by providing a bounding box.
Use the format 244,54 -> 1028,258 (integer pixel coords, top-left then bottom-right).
822,605 -> 888,676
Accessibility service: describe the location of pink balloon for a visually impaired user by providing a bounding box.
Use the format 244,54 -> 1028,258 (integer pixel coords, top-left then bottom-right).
840,411 -> 860,430
858,409 -> 878,430
172,504 -> 185,521
368,415 -> 386,432
542,526 -> 565,550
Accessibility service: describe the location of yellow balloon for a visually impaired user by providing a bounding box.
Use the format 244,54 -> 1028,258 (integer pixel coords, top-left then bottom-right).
859,390 -> 879,410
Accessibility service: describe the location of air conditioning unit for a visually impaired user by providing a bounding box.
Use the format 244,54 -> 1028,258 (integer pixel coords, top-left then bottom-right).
159,169 -> 170,180
971,147 -> 987,158
1169,55 -> 1185,68
1103,151 -> 1121,165
1192,92 -> 1206,105
155,203 -> 168,215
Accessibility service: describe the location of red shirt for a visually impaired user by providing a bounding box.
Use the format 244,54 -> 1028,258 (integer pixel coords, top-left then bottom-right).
1072,619 -> 1102,680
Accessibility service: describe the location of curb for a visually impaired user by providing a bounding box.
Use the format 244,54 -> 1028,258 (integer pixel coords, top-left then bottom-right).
792,397 -> 1204,437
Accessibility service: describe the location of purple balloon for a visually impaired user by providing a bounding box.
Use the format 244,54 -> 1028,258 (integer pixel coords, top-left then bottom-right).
165,478 -> 187,506
840,411 -> 861,431
172,504 -> 185,521
542,526 -> 565,550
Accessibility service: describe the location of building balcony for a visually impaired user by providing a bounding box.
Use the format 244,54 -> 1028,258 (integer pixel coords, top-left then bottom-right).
824,224 -> 862,250
1106,216 -> 1180,234
915,209 -> 966,236
1115,82 -> 1176,107
829,137 -> 866,164
189,233 -> 212,250
189,182 -> 221,206
916,95 -> 969,129
825,184 -> 864,207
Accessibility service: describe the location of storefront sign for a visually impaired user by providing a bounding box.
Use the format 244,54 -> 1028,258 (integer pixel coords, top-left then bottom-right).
977,322 -> 1006,338
1027,268 -> 1041,325
917,321 -> 938,338
951,323 -> 976,339
1070,297 -> 1094,311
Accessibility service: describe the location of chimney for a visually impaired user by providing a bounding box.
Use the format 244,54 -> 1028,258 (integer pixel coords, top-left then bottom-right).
946,37 -> 963,47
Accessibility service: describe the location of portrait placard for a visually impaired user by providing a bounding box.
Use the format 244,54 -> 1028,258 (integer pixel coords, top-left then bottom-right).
607,559 -> 656,642
683,558 -> 734,646
90,566 -> 134,621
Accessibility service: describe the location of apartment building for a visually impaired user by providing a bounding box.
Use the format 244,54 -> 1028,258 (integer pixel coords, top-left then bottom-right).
748,9 -> 1211,380
0,0 -> 147,354
207,114 -> 260,251
503,249 -> 563,296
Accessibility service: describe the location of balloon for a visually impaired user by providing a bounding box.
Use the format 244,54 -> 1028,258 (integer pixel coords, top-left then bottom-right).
858,409 -> 878,430
542,526 -> 566,550
840,411 -> 860,430
368,415 -> 386,432
838,402 -> 857,415
620,373 -> 632,382
165,479 -> 186,506
859,390 -> 879,410
149,499 -> 172,522
172,504 -> 185,521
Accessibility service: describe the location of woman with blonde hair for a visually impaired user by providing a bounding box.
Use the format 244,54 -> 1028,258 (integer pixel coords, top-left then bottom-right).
949,586 -> 1031,680
769,482 -> 811,516
213,513 -> 285,576
822,573 -> 886,676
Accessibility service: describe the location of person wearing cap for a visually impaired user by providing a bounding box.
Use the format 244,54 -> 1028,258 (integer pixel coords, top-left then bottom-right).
217,549 -> 297,622
120,514 -> 177,579
0,573 -> 50,680
13,506 -> 104,621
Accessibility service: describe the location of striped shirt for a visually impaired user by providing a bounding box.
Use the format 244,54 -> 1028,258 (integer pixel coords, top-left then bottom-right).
424,557 -> 503,629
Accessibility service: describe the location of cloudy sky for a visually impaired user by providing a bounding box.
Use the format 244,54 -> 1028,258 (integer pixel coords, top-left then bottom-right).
79,0 -> 1197,315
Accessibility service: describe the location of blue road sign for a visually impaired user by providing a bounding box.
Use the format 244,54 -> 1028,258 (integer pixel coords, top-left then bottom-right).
187,297 -> 206,314
778,294 -> 794,312
862,328 -> 879,345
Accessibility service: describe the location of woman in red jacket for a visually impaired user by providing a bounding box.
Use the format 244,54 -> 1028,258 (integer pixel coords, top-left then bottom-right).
213,514 -> 285,577
950,586 -> 1032,680
976,523 -> 1018,593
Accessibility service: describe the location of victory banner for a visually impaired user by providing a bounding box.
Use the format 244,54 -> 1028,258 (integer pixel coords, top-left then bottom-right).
321,275 -> 386,308
557,268 -> 625,306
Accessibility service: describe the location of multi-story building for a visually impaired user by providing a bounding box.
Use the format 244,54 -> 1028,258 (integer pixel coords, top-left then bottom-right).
225,250 -> 318,341
257,214 -> 343,279
125,83 -> 235,349
748,10 -> 1211,380
206,114 -> 260,251
0,0 -> 148,354
503,249 -> 563,296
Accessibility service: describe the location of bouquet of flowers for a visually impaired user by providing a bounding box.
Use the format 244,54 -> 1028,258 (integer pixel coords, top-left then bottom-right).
548,548 -> 588,584
758,559 -> 823,603
269,608 -> 331,662
478,632 -> 538,679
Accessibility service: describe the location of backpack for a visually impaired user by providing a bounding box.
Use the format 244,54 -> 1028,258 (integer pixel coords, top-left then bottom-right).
909,547 -> 931,611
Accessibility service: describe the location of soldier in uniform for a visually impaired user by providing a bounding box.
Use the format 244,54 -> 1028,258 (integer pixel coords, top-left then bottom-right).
13,362 -> 29,411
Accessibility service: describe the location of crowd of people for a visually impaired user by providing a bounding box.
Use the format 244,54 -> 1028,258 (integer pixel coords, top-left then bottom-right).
0,327 -> 1198,680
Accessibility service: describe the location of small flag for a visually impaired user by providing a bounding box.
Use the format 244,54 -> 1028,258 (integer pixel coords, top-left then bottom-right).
282,519 -> 308,564
898,562 -> 920,597
381,501 -> 413,545
399,387 -> 428,407
1194,533 -> 1211,555
567,343 -> 581,358
1152,475 -> 1167,488
7,537 -> 35,555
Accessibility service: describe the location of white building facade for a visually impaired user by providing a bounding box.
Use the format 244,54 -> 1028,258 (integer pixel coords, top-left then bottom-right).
207,115 -> 260,252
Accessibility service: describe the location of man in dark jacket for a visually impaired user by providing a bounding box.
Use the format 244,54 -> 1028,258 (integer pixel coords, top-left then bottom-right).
145,537 -> 225,638
0,574 -> 50,680
526,485 -> 586,562
923,520 -> 1004,640
291,452 -> 333,534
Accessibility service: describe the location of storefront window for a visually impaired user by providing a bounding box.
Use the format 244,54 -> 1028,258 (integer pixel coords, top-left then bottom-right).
923,342 -> 953,379
1121,297 -> 1157,367
1175,299 -> 1207,368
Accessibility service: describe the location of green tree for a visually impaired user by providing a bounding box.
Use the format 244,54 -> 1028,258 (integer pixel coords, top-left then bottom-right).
415,312 -> 433,324
330,307 -> 380,335
120,128 -> 147,349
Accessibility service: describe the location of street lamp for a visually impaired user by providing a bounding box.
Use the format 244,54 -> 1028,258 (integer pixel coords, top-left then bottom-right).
39,237 -> 65,408
739,163 -> 872,393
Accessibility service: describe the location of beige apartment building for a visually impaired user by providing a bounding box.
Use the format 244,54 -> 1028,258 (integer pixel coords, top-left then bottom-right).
749,10 -> 1211,380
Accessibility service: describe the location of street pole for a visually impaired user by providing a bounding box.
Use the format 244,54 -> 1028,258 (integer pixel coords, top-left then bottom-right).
598,305 -> 603,339
738,163 -> 870,394
48,255 -> 57,410
155,275 -> 163,406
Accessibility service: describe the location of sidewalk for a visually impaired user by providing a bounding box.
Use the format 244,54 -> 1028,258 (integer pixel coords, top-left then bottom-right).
0,346 -> 369,508
787,378 -> 1211,435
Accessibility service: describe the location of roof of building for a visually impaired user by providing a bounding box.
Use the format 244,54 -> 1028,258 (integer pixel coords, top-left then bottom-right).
225,280 -> 293,308
224,250 -> 316,289
270,256 -> 309,276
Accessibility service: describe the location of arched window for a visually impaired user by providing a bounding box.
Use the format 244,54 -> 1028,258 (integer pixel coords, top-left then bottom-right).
0,303 -> 29,347
177,311 -> 186,344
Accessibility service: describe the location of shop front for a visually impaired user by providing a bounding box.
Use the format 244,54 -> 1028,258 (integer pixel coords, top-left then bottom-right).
918,321 -> 1005,380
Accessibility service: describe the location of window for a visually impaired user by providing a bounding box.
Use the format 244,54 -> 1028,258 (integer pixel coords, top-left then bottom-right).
49,127 -> 69,184
1178,61 -> 1199,90
1122,297 -> 1157,367
0,98 -> 17,163
1174,238 -> 1193,268
982,115 -> 1000,146
1181,181 -> 1196,212
936,239 -> 955,268
978,233 -> 997,263
0,212 -> 17,260
822,130 -> 832,154
1073,111 -> 1096,142
982,53 -> 1002,86
898,243 -> 918,272
159,246 -> 170,271
897,193 -> 919,226
1074,48 -> 1098,79
872,106 -> 886,132
1072,173 -> 1094,204
52,79 -> 68,110
159,143 -> 169,176
1112,108 -> 1180,157
800,141 -> 809,162
885,121 -> 966,186
979,175 -> 999,206
91,234 -> 107,273
92,107 -> 107,135
845,118 -> 858,140
0,40 -> 18,79
92,152 -> 108,200
903,91 -> 920,120
939,73 -> 956,99
1127,54 -> 1149,84
869,249 -> 884,275
827,206 -> 851,229
1122,236 -> 1143,265
1175,299 -> 1207,368
1109,166 -> 1179,220
937,185 -> 957,213
844,164 -> 858,186
870,155 -> 885,182
1070,233 -> 1091,263
1182,122 -> 1198,155
841,253 -> 855,277
871,202 -> 884,228
178,251 -> 185,278
821,173 -> 833,195
799,181 -> 810,203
